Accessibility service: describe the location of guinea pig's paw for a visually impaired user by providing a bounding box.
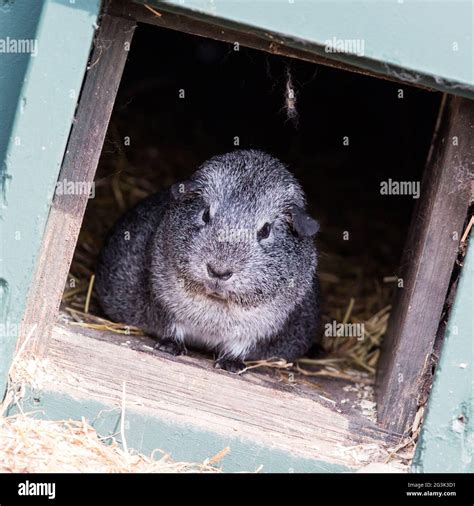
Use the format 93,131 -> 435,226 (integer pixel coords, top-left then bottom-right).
214,358 -> 247,374
154,338 -> 186,356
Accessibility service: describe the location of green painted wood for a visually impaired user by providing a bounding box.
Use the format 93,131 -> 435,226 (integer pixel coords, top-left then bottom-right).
8,388 -> 351,473
412,236 -> 474,472
146,0 -> 474,97
0,0 -> 100,399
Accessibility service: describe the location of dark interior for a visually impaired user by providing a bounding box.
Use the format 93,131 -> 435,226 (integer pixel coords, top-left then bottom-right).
69,23 -> 442,371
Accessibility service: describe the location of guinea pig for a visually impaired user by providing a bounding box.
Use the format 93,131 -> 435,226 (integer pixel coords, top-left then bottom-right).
95,149 -> 321,372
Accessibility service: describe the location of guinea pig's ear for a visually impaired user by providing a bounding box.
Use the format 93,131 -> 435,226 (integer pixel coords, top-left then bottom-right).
170,180 -> 200,201
289,205 -> 320,237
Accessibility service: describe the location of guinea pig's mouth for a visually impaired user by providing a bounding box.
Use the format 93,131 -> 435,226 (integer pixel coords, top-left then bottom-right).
185,277 -> 234,303
202,282 -> 230,301
205,291 -> 227,301
181,274 -> 248,305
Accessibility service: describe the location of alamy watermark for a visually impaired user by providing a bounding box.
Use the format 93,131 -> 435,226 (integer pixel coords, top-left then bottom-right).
55,178 -> 95,199
217,227 -> 255,243
324,37 -> 365,57
325,320 -> 365,341
0,37 -> 38,56
18,481 -> 55,500
0,322 -> 37,338
380,179 -> 420,199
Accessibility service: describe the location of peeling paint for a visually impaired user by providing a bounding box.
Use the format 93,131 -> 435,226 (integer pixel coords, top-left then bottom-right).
451,416 -> 465,434
0,278 -> 9,319
0,164 -> 12,207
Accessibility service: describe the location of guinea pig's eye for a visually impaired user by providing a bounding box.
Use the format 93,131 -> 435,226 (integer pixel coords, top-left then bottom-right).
201,206 -> 211,225
257,222 -> 272,241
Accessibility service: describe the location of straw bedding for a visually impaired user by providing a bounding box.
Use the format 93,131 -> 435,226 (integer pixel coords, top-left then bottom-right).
0,414 -> 228,473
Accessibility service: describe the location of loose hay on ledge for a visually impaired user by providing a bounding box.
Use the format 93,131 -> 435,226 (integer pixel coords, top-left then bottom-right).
1,355 -> 245,474
0,414 -> 227,473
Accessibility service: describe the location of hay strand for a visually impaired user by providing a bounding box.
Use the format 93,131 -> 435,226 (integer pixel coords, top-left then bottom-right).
84,274 -> 95,314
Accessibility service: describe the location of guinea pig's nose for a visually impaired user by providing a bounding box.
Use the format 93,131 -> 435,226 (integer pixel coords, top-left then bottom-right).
206,263 -> 233,281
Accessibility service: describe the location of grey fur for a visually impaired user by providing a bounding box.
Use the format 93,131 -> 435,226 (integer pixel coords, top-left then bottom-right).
95,149 -> 321,370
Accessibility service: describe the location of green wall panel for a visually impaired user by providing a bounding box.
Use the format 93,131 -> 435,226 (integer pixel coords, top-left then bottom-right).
0,0 -> 100,398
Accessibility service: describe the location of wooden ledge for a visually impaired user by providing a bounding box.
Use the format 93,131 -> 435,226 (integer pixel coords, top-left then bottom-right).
29,322 -> 403,470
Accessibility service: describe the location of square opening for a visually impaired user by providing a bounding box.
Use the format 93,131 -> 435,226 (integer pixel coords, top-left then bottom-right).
58,22 -> 441,418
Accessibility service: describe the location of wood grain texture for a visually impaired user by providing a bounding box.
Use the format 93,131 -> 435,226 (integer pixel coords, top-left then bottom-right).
44,322 -> 399,469
376,95 -> 474,434
20,15 -> 136,357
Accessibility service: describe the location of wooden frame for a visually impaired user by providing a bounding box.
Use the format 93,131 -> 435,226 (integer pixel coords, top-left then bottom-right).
376,96 -> 473,434
13,0 -> 473,467
21,14 -> 136,357
18,322 -> 396,472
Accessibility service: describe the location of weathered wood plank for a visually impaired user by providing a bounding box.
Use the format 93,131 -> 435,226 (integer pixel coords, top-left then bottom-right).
37,322 -> 400,469
20,15 -> 136,358
376,95 -> 474,434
